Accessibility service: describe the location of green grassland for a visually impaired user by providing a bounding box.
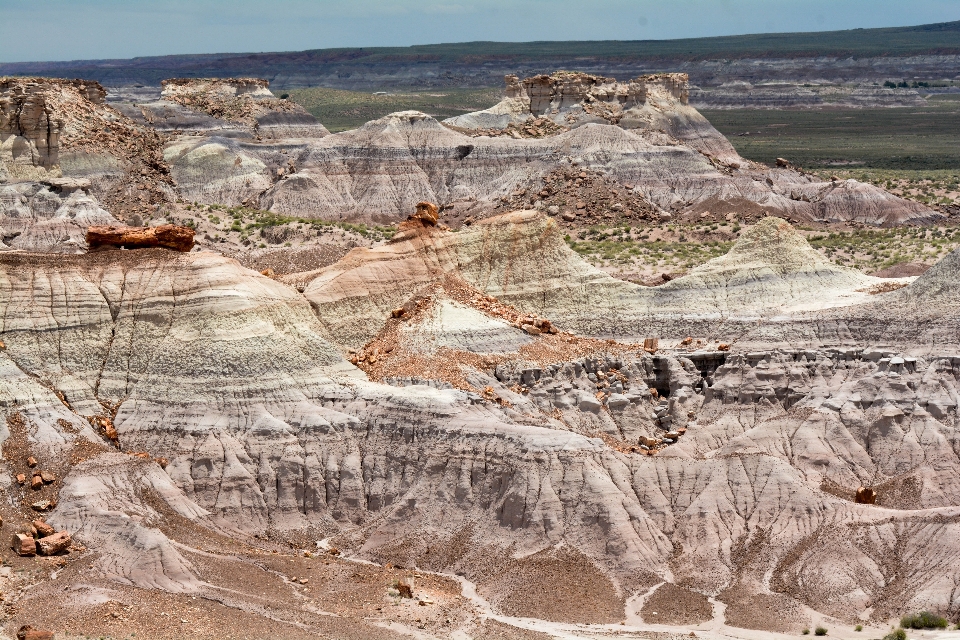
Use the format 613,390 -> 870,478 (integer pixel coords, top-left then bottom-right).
701,97 -> 960,172
283,87 -> 502,132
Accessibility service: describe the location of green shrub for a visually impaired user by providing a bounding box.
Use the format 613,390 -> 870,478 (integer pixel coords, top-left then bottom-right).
815,627 -> 828,636
882,628 -> 907,640
901,611 -> 947,629
802,629 -> 810,635
855,625 -> 863,632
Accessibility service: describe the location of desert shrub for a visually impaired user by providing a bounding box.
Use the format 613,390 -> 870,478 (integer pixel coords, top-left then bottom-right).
815,627 -> 828,636
802,629 -> 810,635
883,628 -> 907,640
901,611 -> 947,629
855,625 -> 863,632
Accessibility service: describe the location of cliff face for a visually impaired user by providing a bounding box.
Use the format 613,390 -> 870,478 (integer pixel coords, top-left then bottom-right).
0,78 -> 69,179
0,77 -> 173,221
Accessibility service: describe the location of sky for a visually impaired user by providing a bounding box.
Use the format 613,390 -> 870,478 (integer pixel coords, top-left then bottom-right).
1,0 -> 958,63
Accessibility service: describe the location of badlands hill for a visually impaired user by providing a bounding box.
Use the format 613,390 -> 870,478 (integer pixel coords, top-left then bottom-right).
292,212 -> 901,348
0,209 -> 959,638
2,69 -> 960,639
2,72 -> 935,257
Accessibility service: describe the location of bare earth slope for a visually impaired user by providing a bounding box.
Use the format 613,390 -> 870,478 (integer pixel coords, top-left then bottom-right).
161,73 -> 932,227
3,231 -> 960,636
291,211 -> 900,348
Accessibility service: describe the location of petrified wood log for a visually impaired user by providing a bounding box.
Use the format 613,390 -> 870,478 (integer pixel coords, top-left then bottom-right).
87,225 -> 195,252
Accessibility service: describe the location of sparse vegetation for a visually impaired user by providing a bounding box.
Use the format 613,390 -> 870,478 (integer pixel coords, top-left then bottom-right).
815,626 -> 828,636
900,611 -> 948,629
702,101 -> 960,172
883,628 -> 908,640
802,628 -> 810,635
855,625 -> 863,632
561,222 -> 960,277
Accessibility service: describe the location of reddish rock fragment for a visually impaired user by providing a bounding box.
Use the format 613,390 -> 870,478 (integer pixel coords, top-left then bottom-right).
17,625 -> 54,640
86,225 -> 195,252
33,520 -> 55,538
30,475 -> 42,490
37,530 -> 71,555
11,534 -> 36,556
855,486 -> 876,505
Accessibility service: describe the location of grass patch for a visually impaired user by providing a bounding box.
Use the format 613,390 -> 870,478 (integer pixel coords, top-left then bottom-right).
287,86 -> 502,132
701,101 -> 960,171
901,611 -> 948,629
181,203 -> 396,241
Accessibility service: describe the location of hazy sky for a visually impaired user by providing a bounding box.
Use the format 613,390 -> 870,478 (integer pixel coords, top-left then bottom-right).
1,0 -> 958,62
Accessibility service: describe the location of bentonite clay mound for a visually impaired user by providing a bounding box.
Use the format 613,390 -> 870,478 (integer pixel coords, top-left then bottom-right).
86,224 -> 195,252
287,210 -> 898,348
3,235 -> 960,636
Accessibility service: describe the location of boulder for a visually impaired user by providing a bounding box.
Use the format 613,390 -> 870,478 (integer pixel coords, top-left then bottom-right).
402,201 -> 439,228
607,393 -> 630,410
86,225 -> 195,252
11,533 -> 36,556
16,626 -> 54,640
855,486 -> 876,505
33,520 -> 55,538
397,576 -> 414,598
37,530 -> 71,555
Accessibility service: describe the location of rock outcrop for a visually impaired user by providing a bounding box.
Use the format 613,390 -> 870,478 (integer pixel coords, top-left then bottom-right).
2,218 -> 960,630
86,224 -> 195,252
0,77 -> 174,220
158,78 -> 329,139
0,178 -> 119,252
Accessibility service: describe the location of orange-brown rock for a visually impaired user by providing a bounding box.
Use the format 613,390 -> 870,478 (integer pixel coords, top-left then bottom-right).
643,338 -> 659,353
11,533 -> 36,557
33,520 -> 55,538
16,473 -> 25,485
399,202 -> 440,230
86,225 -> 195,252
855,486 -> 876,505
26,456 -> 37,468
397,576 -> 414,598
30,474 -> 42,490
36,530 -> 71,556
17,625 -> 54,640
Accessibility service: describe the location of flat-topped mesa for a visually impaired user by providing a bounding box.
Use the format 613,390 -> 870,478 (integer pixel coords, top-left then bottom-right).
512,71 -> 647,115
158,77 -> 328,139
445,71 -> 690,129
160,77 -> 274,100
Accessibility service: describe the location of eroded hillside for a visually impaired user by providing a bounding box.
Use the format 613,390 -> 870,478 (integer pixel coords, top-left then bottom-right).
0,71 -> 958,640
